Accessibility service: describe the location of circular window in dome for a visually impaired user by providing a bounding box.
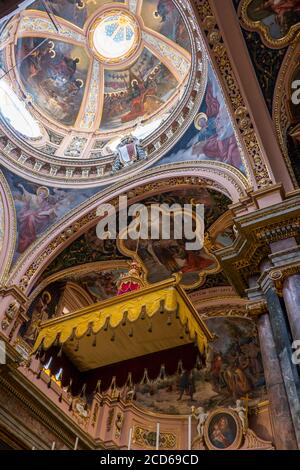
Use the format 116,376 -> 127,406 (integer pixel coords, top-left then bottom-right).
89,10 -> 140,64
0,80 -> 41,139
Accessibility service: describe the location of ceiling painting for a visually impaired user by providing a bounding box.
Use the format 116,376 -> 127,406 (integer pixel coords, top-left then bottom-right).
140,0 -> 192,52
117,188 -> 229,289
101,47 -> 178,131
16,37 -> 89,126
41,186 -> 231,289
157,65 -> 246,175
0,0 -> 209,186
28,0 -> 126,30
2,168 -> 99,261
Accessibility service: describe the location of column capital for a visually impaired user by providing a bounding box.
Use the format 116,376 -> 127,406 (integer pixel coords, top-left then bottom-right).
216,194 -> 300,295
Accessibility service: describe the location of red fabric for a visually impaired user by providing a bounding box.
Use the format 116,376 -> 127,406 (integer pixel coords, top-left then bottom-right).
117,281 -> 141,295
206,82 -> 220,118
265,0 -> 300,18
17,210 -> 49,253
203,134 -> 241,168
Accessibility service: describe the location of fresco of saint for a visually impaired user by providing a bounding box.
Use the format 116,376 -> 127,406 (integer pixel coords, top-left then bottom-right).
157,65 -> 245,173
3,170 -> 98,259
16,38 -> 88,126
141,0 -> 191,51
101,49 -> 177,130
192,82 -> 242,169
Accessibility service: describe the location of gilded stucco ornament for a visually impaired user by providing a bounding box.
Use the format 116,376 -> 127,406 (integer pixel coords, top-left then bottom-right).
133,426 -> 176,449
193,0 -> 273,189
273,40 -> 300,187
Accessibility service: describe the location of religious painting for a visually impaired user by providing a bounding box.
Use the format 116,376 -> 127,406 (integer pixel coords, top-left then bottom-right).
118,188 -> 230,288
43,186 -> 230,280
242,0 -> 300,45
132,317 -> 266,415
28,0 -> 125,29
140,0 -> 192,52
100,48 -> 178,130
120,237 -> 218,288
15,37 -> 89,126
3,170 -> 98,260
204,408 -> 242,450
43,230 -> 126,278
60,268 -> 128,301
157,65 -> 246,174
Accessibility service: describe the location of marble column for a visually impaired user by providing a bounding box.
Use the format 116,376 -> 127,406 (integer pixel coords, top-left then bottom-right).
283,275 -> 300,342
257,313 -> 297,449
263,284 -> 300,448
269,238 -> 300,342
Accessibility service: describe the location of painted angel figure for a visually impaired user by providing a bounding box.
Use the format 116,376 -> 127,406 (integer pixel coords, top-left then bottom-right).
191,406 -> 208,439
230,399 -> 247,432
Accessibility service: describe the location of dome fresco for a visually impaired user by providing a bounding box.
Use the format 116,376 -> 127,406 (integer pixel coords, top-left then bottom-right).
0,0 -> 207,186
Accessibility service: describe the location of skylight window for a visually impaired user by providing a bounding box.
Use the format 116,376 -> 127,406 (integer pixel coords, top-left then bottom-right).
0,79 -> 41,139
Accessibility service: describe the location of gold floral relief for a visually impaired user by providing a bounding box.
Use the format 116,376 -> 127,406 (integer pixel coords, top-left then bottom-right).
240,0 -> 300,48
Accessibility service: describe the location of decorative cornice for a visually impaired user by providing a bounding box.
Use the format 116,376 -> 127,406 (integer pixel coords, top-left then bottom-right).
246,299 -> 268,318
0,368 -> 96,449
267,263 -> 300,295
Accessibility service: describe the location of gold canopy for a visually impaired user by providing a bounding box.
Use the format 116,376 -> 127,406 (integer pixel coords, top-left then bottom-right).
33,275 -> 213,372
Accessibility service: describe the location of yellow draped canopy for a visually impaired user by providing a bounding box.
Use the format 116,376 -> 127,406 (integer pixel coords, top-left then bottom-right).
33,275 -> 213,371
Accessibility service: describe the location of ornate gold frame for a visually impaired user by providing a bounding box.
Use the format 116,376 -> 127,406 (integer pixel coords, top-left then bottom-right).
204,407 -> 243,451
240,0 -> 300,48
273,40 -> 300,187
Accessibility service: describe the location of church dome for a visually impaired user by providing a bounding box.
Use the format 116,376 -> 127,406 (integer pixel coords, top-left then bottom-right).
0,0 -> 207,187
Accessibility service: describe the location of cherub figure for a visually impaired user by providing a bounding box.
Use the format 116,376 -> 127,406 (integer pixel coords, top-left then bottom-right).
191,406 -> 208,439
230,399 -> 247,432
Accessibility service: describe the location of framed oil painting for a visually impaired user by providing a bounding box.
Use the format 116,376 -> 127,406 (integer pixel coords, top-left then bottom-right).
241,0 -> 300,47
204,408 -> 243,450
